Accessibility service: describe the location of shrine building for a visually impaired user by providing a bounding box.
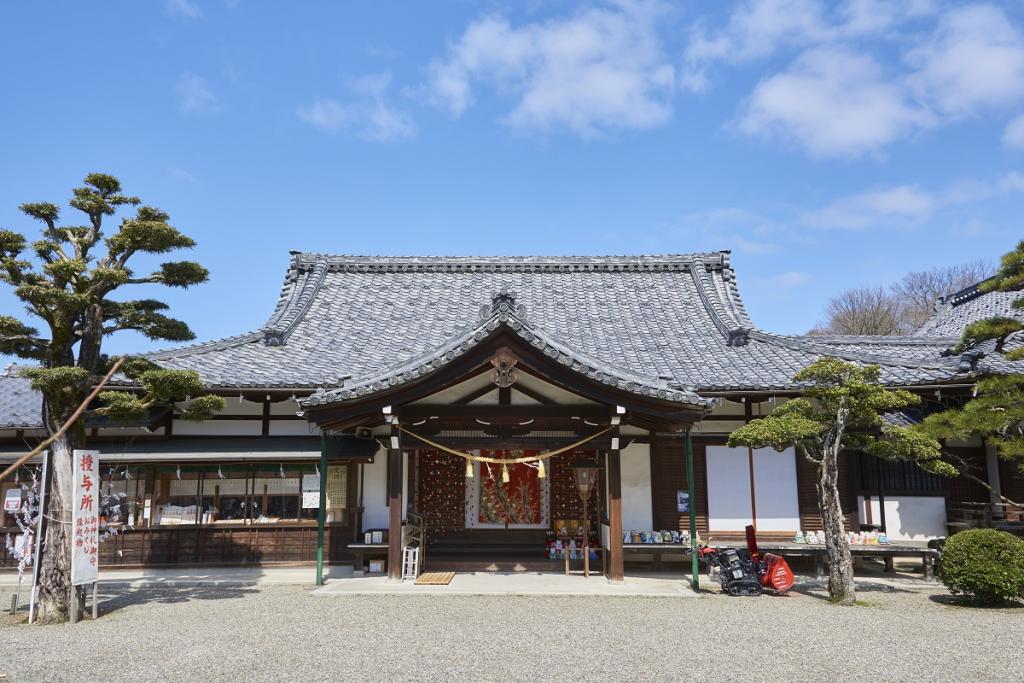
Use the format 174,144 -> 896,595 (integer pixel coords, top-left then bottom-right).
2,253 -> 1022,579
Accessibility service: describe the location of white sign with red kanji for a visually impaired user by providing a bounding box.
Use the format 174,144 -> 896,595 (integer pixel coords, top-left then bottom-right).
71,449 -> 100,586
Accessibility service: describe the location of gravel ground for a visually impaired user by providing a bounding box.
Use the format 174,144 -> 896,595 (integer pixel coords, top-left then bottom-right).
0,581 -> 1020,682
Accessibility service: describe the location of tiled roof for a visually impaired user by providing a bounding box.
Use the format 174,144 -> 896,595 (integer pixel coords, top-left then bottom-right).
141,253 -> 1024,409
918,281 -> 1024,336
0,365 -> 43,429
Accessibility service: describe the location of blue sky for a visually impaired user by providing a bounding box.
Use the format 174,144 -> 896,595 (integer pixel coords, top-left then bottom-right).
2,0 -> 1024,362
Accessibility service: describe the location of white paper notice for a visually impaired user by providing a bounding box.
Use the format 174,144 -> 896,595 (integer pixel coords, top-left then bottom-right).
71,449 -> 100,586
301,474 -> 320,509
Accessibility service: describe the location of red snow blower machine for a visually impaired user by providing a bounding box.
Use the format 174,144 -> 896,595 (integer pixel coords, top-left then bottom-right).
697,525 -> 795,596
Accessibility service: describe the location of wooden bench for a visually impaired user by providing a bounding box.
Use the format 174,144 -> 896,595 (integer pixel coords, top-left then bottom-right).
622,543 -> 690,570
622,542 -> 939,581
721,542 -> 940,581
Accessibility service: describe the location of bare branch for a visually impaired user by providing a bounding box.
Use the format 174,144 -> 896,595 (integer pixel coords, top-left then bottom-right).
811,286 -> 907,336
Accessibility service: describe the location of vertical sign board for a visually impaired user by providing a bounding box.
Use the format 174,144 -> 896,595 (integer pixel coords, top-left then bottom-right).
71,450 -> 100,586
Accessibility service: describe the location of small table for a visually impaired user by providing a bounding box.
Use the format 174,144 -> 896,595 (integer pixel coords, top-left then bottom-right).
347,543 -> 388,573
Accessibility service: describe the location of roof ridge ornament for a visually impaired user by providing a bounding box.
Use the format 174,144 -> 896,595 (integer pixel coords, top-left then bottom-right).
482,287 -> 527,320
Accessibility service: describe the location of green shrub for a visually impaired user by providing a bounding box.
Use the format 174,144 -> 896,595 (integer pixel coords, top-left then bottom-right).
941,529 -> 1024,605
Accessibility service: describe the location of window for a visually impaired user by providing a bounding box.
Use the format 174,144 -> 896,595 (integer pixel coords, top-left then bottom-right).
155,466 -> 202,525
118,463 -> 334,526
100,465 -> 149,527
859,455 -> 944,494
199,467 -> 253,524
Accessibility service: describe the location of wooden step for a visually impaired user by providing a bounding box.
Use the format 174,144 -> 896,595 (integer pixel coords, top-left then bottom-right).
423,558 -> 576,573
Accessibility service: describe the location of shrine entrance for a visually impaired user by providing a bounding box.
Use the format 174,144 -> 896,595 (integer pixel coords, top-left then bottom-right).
303,309 -> 708,583
414,449 -> 604,572
465,452 -> 549,529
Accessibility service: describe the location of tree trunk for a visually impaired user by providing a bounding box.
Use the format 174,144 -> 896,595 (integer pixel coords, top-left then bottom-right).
817,444 -> 856,605
35,432 -> 81,623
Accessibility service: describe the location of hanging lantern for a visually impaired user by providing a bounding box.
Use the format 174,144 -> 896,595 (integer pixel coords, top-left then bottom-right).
501,463 -> 510,483
569,459 -> 599,501
466,460 -> 474,478
537,458 -> 546,479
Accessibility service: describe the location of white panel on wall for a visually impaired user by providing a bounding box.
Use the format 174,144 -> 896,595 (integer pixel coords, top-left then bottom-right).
751,447 -> 800,532
362,448 -> 389,531
706,445 -> 753,531
269,420 -> 316,436
857,496 -> 947,540
172,420 -> 262,436
620,443 -> 652,532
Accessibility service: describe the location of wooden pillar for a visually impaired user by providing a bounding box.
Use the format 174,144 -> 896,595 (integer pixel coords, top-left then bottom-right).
315,436 -> 328,586
607,425 -> 624,583
387,418 -> 403,581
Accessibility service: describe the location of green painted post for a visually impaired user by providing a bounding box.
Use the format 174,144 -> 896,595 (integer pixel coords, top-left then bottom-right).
315,436 -> 328,586
686,430 -> 700,592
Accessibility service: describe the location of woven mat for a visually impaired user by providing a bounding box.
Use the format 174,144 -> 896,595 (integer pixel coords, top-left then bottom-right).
415,571 -> 456,585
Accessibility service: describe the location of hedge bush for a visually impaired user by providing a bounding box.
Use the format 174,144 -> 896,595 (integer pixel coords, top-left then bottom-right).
941,529 -> 1024,605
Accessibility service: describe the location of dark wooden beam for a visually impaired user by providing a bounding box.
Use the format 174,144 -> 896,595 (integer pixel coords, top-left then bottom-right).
387,419 -> 402,581
261,399 -> 271,437
607,425 -> 624,583
400,431 -> 614,451
498,385 -> 511,406
399,404 -> 610,421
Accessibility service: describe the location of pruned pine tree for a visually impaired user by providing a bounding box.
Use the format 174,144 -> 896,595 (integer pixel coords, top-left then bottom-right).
0,173 -> 225,622
727,358 -> 949,605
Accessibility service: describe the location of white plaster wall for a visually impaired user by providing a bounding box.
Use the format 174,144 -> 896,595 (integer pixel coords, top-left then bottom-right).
706,445 -> 800,532
706,445 -> 753,531
751,447 -> 800,532
269,420 -> 318,436
857,496 -> 947,540
172,420 -> 262,436
620,443 -> 652,532
362,447 -> 389,531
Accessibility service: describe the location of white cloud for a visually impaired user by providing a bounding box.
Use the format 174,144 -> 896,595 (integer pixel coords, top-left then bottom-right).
735,47 -> 931,157
689,2 -> 1024,157
426,1 -> 675,137
1004,113 -> 1024,149
685,0 -> 831,66
838,0 -> 936,37
176,73 -> 220,114
297,72 -> 415,142
803,170 -> 1024,229
681,0 -> 936,92
907,4 -> 1024,117
769,271 -> 813,287
164,0 -> 203,19
672,207 -> 788,254
803,185 -> 935,229
168,168 -> 199,184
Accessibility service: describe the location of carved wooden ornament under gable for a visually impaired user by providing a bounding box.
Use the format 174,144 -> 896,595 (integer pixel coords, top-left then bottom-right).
490,349 -> 518,388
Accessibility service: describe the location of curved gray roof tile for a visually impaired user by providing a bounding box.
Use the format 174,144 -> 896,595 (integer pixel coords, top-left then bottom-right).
143,252 -> 1018,395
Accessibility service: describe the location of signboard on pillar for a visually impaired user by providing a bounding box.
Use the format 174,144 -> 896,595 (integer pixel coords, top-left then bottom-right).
71,449 -> 100,586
